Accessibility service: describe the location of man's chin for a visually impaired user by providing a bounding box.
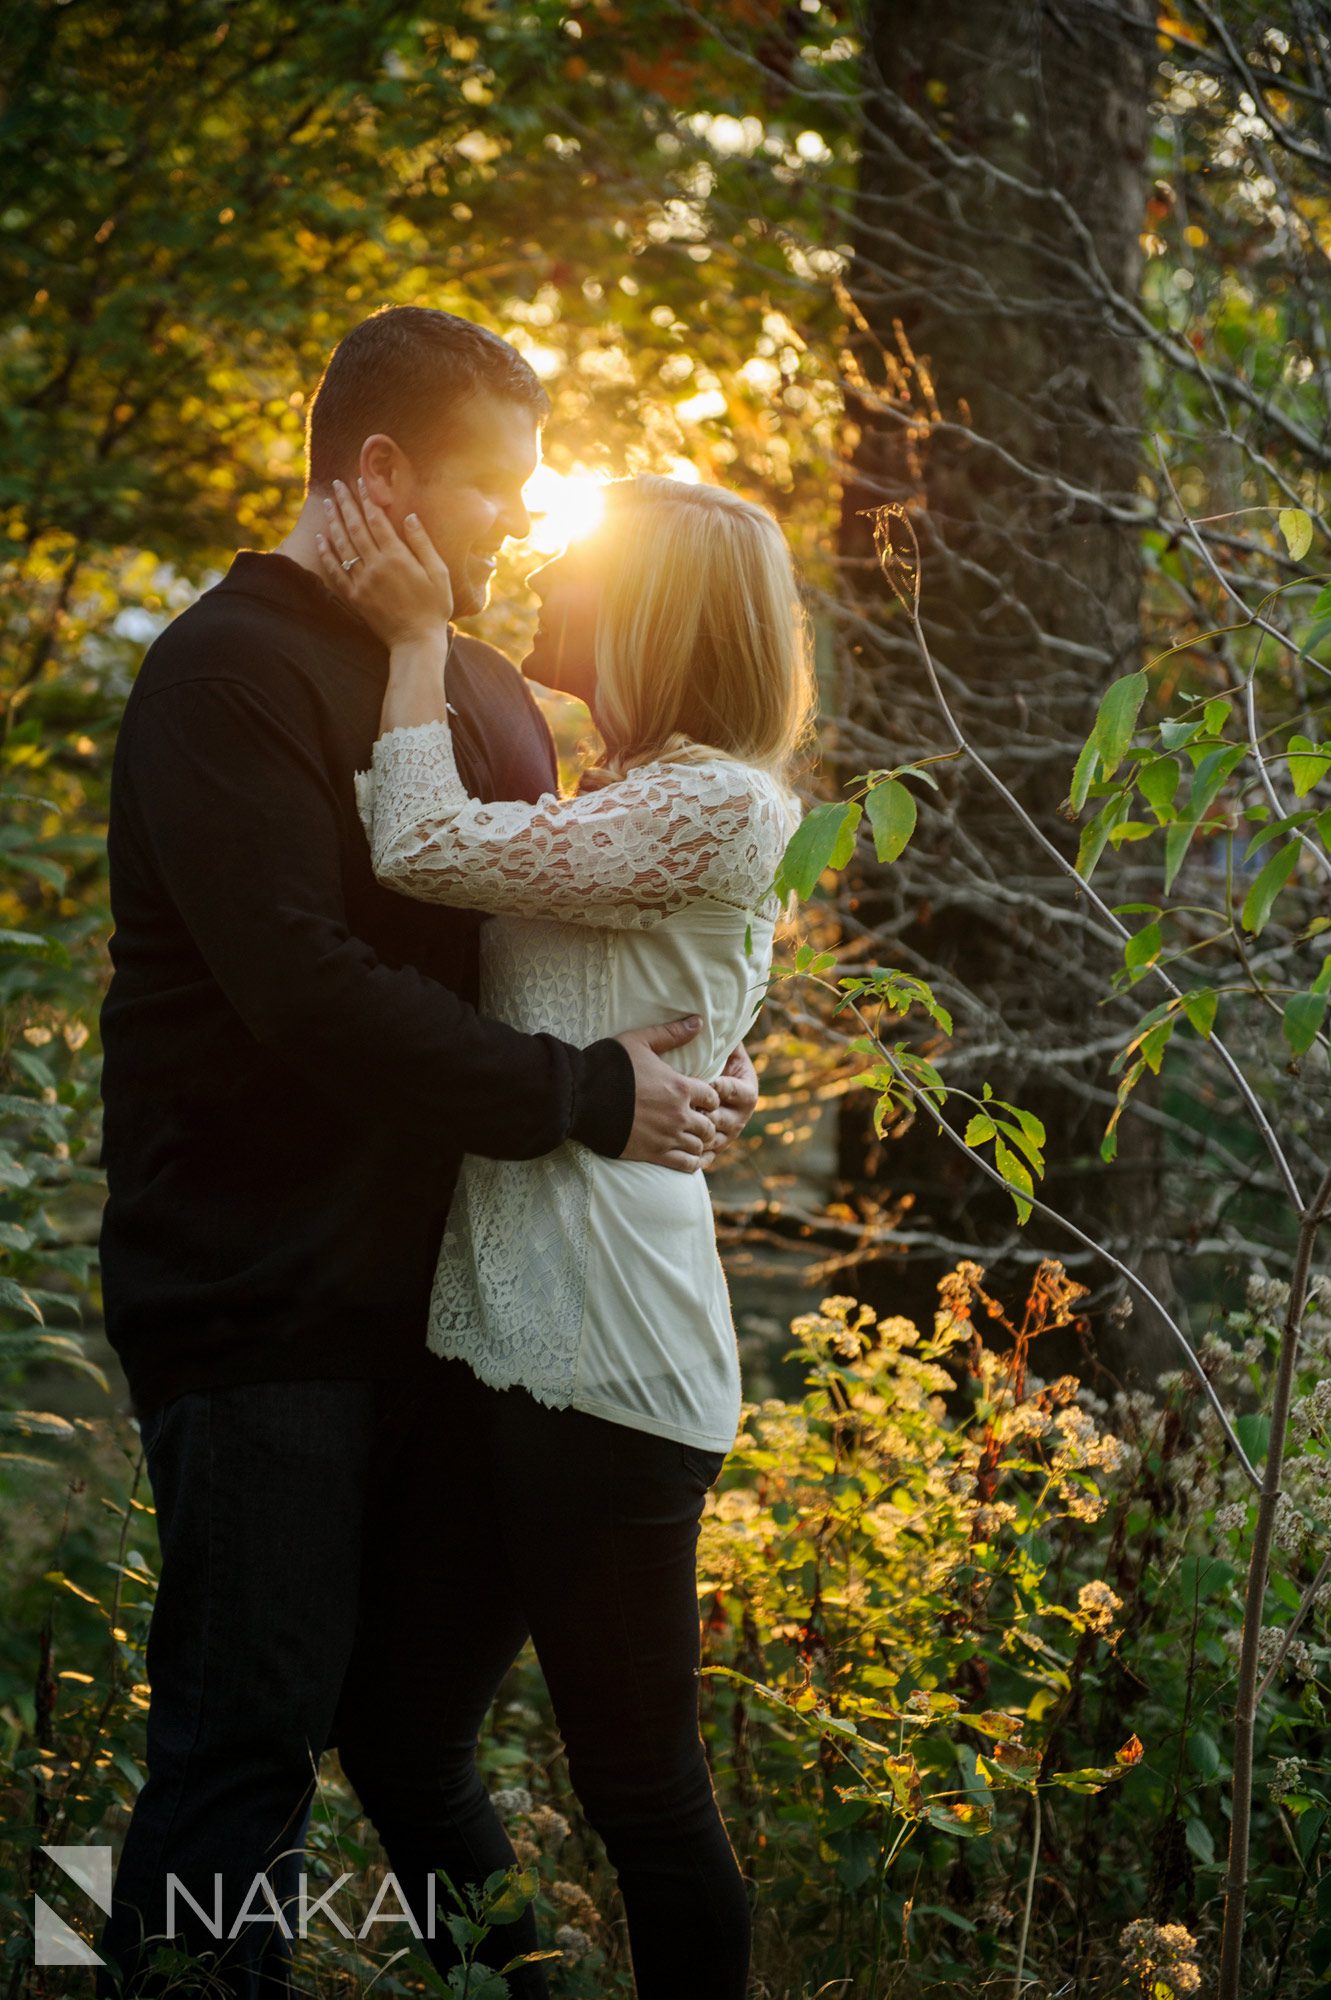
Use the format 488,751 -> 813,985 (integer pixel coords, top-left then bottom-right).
457,556 -> 501,618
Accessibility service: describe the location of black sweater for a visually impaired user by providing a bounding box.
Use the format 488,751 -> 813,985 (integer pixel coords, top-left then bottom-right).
98,551 -> 635,1412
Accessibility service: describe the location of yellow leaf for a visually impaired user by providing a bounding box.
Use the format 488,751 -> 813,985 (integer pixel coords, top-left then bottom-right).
1279,507 -> 1313,562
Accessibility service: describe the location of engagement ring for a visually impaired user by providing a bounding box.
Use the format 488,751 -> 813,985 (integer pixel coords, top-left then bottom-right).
342,556 -> 361,572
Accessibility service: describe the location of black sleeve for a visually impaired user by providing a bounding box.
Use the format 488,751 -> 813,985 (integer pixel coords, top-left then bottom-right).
121,675 -> 635,1161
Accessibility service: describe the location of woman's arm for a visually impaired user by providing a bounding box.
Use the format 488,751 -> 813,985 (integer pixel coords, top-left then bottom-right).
379,633 -> 454,734
356,724 -> 789,931
316,477 -> 458,735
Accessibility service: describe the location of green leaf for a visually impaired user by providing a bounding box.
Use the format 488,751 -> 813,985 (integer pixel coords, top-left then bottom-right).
1045,1767 -> 1119,1795
1014,1106 -> 1046,1146
446,1971 -> 510,2000
1093,671 -> 1149,779
1288,735 -> 1331,798
888,761 -> 941,792
1236,1413 -> 1271,1463
1246,809 -> 1316,860
1139,1013 -> 1177,1074
1077,791 -> 1131,882
1163,817 -> 1202,895
1181,988 -> 1218,1038
1107,820 -> 1156,845
1111,1001 -> 1172,1074
12,853 -> 69,895
1,1409 -> 74,1439
775,801 -> 862,900
976,1740 -> 1040,1790
1283,990 -> 1328,1056
993,1116 -> 1045,1174
1280,507 -> 1313,562
0,1276 -> 43,1323
964,1114 -> 996,1146
1241,840 -> 1301,935
1138,756 -> 1179,817
864,779 -> 917,864
1202,696 -> 1231,737
993,1138 -> 1034,1224
1124,920 -> 1163,976
1159,717 -> 1206,751
1069,734 -> 1101,815
829,802 -> 862,870
924,1802 -> 993,1838
481,1864 -> 538,1925
1187,742 -> 1246,820
1187,1730 -> 1221,1780
0,928 -> 70,965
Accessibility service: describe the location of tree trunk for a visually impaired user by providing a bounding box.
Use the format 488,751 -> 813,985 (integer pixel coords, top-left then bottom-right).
832,0 -> 1168,1375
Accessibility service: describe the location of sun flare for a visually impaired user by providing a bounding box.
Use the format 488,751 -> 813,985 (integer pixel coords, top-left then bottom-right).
522,467 -> 609,554
521,459 -> 706,556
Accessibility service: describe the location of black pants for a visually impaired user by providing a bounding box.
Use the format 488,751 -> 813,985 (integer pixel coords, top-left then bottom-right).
98,1358 -> 750,1999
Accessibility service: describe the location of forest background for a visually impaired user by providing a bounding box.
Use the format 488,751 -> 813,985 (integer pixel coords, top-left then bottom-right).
2,1 -> 1331,1995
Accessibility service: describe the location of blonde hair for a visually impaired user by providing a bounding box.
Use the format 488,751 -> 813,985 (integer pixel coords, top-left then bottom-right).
584,476 -> 815,789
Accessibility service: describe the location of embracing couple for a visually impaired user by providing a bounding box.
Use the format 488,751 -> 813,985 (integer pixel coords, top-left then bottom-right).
96,305 -> 812,1999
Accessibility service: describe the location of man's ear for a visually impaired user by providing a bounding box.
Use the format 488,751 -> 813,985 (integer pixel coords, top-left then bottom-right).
358,433 -> 403,511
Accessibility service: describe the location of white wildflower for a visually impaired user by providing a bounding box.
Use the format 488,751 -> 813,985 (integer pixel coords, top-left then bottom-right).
490,1788 -> 533,1818
1271,1755 -> 1304,1802
1256,1625 -> 1284,1668
1273,1493 -> 1307,1558
556,1924 -> 593,1962
1246,1274 -> 1290,1315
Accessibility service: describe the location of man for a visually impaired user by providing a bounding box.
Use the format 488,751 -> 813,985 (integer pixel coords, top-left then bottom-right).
97,305 -> 759,1995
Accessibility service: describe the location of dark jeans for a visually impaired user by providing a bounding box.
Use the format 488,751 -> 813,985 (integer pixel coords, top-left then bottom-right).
98,1359 -> 749,2000
450,1367 -> 751,2000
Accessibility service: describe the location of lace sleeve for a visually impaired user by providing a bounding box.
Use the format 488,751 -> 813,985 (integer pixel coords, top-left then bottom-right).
354,718 -> 793,930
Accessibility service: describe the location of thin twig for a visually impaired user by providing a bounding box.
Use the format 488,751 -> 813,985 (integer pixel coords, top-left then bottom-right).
1012,1785 -> 1041,2000
876,502 -> 1305,1212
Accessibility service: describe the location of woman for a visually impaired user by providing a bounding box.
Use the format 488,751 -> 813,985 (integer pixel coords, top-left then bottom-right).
317,473 -> 811,1999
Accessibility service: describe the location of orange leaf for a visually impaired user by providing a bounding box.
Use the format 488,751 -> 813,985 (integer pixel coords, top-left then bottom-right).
1116,1734 -> 1144,1766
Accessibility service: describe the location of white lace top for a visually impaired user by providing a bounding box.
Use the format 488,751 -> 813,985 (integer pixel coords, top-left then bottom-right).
355,716 -> 793,1451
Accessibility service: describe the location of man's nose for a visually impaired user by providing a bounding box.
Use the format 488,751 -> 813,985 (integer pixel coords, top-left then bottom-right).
498,495 -> 532,543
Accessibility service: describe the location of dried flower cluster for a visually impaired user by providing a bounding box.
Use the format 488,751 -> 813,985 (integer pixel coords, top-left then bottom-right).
1119,1918 -> 1203,1995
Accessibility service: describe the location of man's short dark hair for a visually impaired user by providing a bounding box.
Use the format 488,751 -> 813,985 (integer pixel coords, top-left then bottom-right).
305,305 -> 551,491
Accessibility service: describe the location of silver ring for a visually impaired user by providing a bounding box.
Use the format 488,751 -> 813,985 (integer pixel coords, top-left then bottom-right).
342,556 -> 361,572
